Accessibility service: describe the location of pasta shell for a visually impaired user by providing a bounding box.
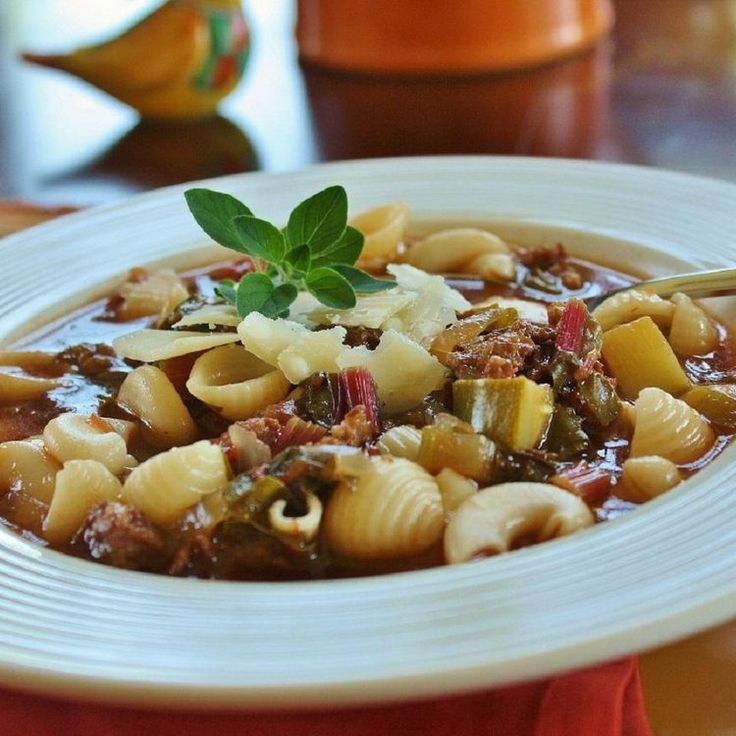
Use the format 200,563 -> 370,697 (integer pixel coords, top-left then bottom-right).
351,202 -> 409,263
405,228 -> 510,274
323,456 -> 444,560
0,371 -> 61,402
444,482 -> 594,564
617,456 -> 681,502
465,252 -> 516,282
118,365 -> 198,448
187,344 -> 291,421
43,414 -> 134,475
0,351 -> 60,370
668,293 -> 718,357
121,440 -> 229,524
269,492 -> 322,543
375,425 -> 422,460
0,438 -> 61,503
117,268 -> 188,321
631,387 -> 714,464
43,460 -> 122,544
592,290 -> 675,331
435,468 -> 477,513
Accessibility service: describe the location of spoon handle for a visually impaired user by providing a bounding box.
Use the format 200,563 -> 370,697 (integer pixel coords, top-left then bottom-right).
626,266 -> 736,300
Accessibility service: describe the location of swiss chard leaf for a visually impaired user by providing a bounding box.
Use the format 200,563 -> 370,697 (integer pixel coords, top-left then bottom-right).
184,188 -> 253,251
310,225 -> 364,268
332,265 -> 396,293
233,215 -> 286,264
305,267 -> 356,309
285,186 -> 347,256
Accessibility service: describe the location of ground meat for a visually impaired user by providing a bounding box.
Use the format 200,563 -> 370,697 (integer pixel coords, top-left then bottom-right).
315,324 -> 383,350
323,405 -> 375,446
168,531 -> 216,577
75,501 -> 166,571
517,244 -> 584,292
341,326 -> 383,350
446,321 -> 555,380
232,416 -> 283,450
57,343 -> 117,376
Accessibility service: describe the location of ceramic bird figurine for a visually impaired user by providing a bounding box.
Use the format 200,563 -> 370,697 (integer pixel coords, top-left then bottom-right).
22,0 -> 249,120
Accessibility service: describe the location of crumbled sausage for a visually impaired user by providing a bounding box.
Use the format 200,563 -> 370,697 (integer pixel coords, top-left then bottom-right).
76,501 -> 166,571
518,244 -> 584,292
446,321 -> 555,380
232,416 -> 283,450
323,405 -> 375,446
57,343 -> 117,376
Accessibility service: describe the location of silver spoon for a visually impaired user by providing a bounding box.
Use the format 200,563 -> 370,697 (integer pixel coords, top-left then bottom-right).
584,266 -> 736,310
448,266 -> 736,310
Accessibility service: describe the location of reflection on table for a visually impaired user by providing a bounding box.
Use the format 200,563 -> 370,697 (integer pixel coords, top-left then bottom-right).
2,0 -> 735,205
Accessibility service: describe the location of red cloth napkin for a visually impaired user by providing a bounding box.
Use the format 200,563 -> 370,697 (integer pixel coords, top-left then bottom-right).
1,657 -> 651,736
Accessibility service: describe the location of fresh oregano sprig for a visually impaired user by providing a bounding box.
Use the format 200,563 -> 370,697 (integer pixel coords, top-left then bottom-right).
184,185 -> 395,318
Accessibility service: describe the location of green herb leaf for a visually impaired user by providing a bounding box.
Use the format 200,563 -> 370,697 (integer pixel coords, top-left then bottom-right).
311,226 -> 364,268
184,189 -> 253,251
305,267 -> 357,309
332,265 -> 396,293
233,216 -> 286,264
236,272 -> 275,317
285,186 -> 347,255
215,278 -> 238,304
284,244 -> 311,275
235,275 -> 298,319
269,283 -> 299,315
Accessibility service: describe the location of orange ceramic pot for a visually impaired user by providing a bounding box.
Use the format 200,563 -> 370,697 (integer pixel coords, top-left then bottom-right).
296,0 -> 614,74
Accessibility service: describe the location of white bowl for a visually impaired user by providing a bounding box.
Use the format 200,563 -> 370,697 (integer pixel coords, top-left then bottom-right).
2,156 -> 736,709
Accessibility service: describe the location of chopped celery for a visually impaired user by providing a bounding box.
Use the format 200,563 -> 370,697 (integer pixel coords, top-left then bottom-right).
417,426 -> 496,483
683,384 -> 736,429
453,376 -> 554,451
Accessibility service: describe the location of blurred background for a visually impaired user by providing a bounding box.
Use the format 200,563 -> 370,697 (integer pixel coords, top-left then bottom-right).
1,0 -> 735,209
2,2 -> 736,733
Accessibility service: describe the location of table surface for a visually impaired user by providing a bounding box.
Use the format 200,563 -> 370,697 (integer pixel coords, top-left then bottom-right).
2,0 -> 736,732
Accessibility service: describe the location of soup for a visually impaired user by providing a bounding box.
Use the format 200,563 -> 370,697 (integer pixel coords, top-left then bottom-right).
1,189 -> 734,580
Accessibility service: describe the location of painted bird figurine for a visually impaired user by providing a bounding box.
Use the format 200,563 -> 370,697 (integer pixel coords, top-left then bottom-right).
23,0 -> 249,120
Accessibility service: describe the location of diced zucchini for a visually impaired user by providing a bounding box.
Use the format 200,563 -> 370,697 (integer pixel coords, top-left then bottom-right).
453,376 -> 554,451
682,384 -> 736,429
601,316 -> 690,399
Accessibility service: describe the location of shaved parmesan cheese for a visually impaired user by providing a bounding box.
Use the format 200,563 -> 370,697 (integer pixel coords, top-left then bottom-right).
113,329 -> 240,362
383,264 -> 471,347
236,313 -> 445,412
288,292 -> 323,324
307,292 -> 416,329
238,313 -> 310,365
278,327 -> 348,383
172,303 -> 241,329
336,330 -> 447,413
468,296 -> 549,325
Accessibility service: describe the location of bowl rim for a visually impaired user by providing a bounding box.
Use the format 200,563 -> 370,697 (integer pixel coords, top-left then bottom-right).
2,155 -> 736,709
